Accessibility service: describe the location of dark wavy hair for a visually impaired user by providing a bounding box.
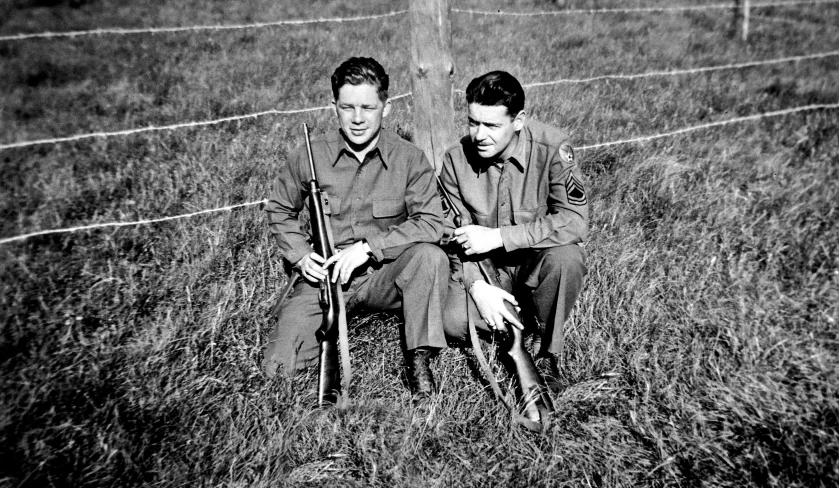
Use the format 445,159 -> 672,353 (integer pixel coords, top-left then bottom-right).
465,71 -> 525,117
331,57 -> 389,101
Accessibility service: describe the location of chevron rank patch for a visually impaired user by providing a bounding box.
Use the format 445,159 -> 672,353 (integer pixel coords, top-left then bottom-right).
559,144 -> 575,164
565,172 -> 587,206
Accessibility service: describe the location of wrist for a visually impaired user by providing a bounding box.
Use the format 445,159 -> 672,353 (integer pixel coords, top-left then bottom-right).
493,228 -> 504,250
361,238 -> 374,259
468,280 -> 487,295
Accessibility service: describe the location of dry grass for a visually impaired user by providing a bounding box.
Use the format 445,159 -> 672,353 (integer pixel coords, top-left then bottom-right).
1,0 -> 838,486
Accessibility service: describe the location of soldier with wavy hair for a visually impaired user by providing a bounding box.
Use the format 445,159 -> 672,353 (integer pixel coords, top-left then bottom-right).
440,70 -> 589,391
264,57 -> 447,403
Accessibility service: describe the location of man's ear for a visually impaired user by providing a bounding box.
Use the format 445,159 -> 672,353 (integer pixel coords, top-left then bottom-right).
513,110 -> 526,131
382,99 -> 393,118
331,99 -> 338,118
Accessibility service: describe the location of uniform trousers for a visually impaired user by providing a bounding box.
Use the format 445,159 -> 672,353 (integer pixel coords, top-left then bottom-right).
263,243 -> 450,378
443,244 -> 587,357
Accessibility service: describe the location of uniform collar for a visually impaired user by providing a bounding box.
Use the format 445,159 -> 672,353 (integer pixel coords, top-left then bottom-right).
504,126 -> 528,172
331,128 -> 390,169
469,128 -> 528,175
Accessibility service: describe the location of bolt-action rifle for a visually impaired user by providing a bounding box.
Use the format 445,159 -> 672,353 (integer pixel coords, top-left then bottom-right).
436,175 -> 553,429
303,123 -> 351,407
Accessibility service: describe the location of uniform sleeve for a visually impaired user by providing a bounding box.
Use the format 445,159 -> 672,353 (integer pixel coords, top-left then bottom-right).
499,143 -> 589,250
265,148 -> 313,266
440,151 -> 485,290
365,150 -> 444,261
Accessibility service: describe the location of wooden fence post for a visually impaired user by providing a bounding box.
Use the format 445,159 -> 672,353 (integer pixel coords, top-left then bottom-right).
742,0 -> 750,41
732,0 -> 750,40
408,0 -> 456,173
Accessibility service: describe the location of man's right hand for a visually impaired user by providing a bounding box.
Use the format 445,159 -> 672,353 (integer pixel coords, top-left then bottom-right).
469,280 -> 524,332
296,252 -> 328,283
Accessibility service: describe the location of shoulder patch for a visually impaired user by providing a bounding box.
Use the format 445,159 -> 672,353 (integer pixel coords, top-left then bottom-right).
559,144 -> 575,164
565,172 -> 587,206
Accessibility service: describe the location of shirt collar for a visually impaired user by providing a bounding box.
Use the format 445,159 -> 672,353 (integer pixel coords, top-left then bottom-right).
469,130 -> 527,175
331,128 -> 390,169
505,128 -> 528,172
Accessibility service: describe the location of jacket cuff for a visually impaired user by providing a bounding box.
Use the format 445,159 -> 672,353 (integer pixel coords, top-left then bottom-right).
285,245 -> 314,269
365,236 -> 385,262
500,225 -> 526,252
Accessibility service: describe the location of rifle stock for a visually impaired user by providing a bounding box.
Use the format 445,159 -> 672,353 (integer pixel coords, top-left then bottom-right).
436,175 -> 554,425
474,259 -> 555,422
303,123 -> 346,407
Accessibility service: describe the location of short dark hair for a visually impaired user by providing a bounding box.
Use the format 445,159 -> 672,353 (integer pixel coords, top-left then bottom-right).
465,71 -> 525,117
331,57 -> 389,101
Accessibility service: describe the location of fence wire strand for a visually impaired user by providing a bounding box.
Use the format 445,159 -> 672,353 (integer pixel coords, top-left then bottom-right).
453,0 -> 839,16
2,1 -> 837,245
3,103 -> 837,246
0,93 -> 411,151
5,47 -> 836,151
521,50 -> 839,87
0,10 -> 407,41
3,0 -> 835,42
0,200 -> 267,245
579,103 -> 839,150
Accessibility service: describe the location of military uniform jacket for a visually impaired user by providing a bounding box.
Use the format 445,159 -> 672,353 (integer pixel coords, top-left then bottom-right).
440,118 -> 589,289
266,128 -> 444,266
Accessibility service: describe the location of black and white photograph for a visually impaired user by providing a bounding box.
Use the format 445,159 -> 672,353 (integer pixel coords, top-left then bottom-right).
1,0 -> 837,486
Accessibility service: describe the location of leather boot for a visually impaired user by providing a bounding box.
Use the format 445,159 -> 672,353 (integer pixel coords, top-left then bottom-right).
405,348 -> 436,404
535,353 -> 562,394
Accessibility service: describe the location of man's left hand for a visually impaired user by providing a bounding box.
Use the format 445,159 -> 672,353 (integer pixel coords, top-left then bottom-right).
322,241 -> 370,285
453,225 -> 503,255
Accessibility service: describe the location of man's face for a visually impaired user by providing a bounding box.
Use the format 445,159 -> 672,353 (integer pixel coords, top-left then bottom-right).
467,103 -> 525,161
333,83 -> 391,150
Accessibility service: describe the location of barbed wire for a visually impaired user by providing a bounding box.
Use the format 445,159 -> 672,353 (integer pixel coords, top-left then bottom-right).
3,0 -> 835,42
579,103 -> 839,150
4,47 -> 835,152
0,10 -> 407,41
0,200 -> 266,245
520,50 -> 839,87
754,13 -> 826,23
0,93 -> 412,151
453,0 -> 839,16
3,103 -> 836,246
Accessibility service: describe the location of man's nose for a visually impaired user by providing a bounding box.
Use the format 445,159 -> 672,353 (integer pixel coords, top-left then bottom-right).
474,124 -> 487,140
352,109 -> 364,123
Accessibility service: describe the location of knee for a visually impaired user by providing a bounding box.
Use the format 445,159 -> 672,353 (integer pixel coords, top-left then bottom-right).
540,245 -> 587,276
406,243 -> 448,274
262,339 -> 294,379
262,346 -> 284,378
262,331 -> 317,378
415,243 -> 448,265
263,354 -> 284,379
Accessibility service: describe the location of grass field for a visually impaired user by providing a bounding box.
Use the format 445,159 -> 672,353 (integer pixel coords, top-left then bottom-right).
2,0 -> 838,486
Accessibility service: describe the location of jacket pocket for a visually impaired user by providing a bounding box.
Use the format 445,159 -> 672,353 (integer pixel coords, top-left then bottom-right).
512,205 -> 547,224
372,199 -> 406,218
322,194 -> 341,215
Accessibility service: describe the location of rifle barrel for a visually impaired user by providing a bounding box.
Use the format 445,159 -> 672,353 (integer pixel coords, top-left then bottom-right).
303,123 -> 318,182
435,174 -> 463,228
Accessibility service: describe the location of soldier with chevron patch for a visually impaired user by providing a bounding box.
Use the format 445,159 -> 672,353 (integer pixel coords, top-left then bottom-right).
439,70 -> 589,394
